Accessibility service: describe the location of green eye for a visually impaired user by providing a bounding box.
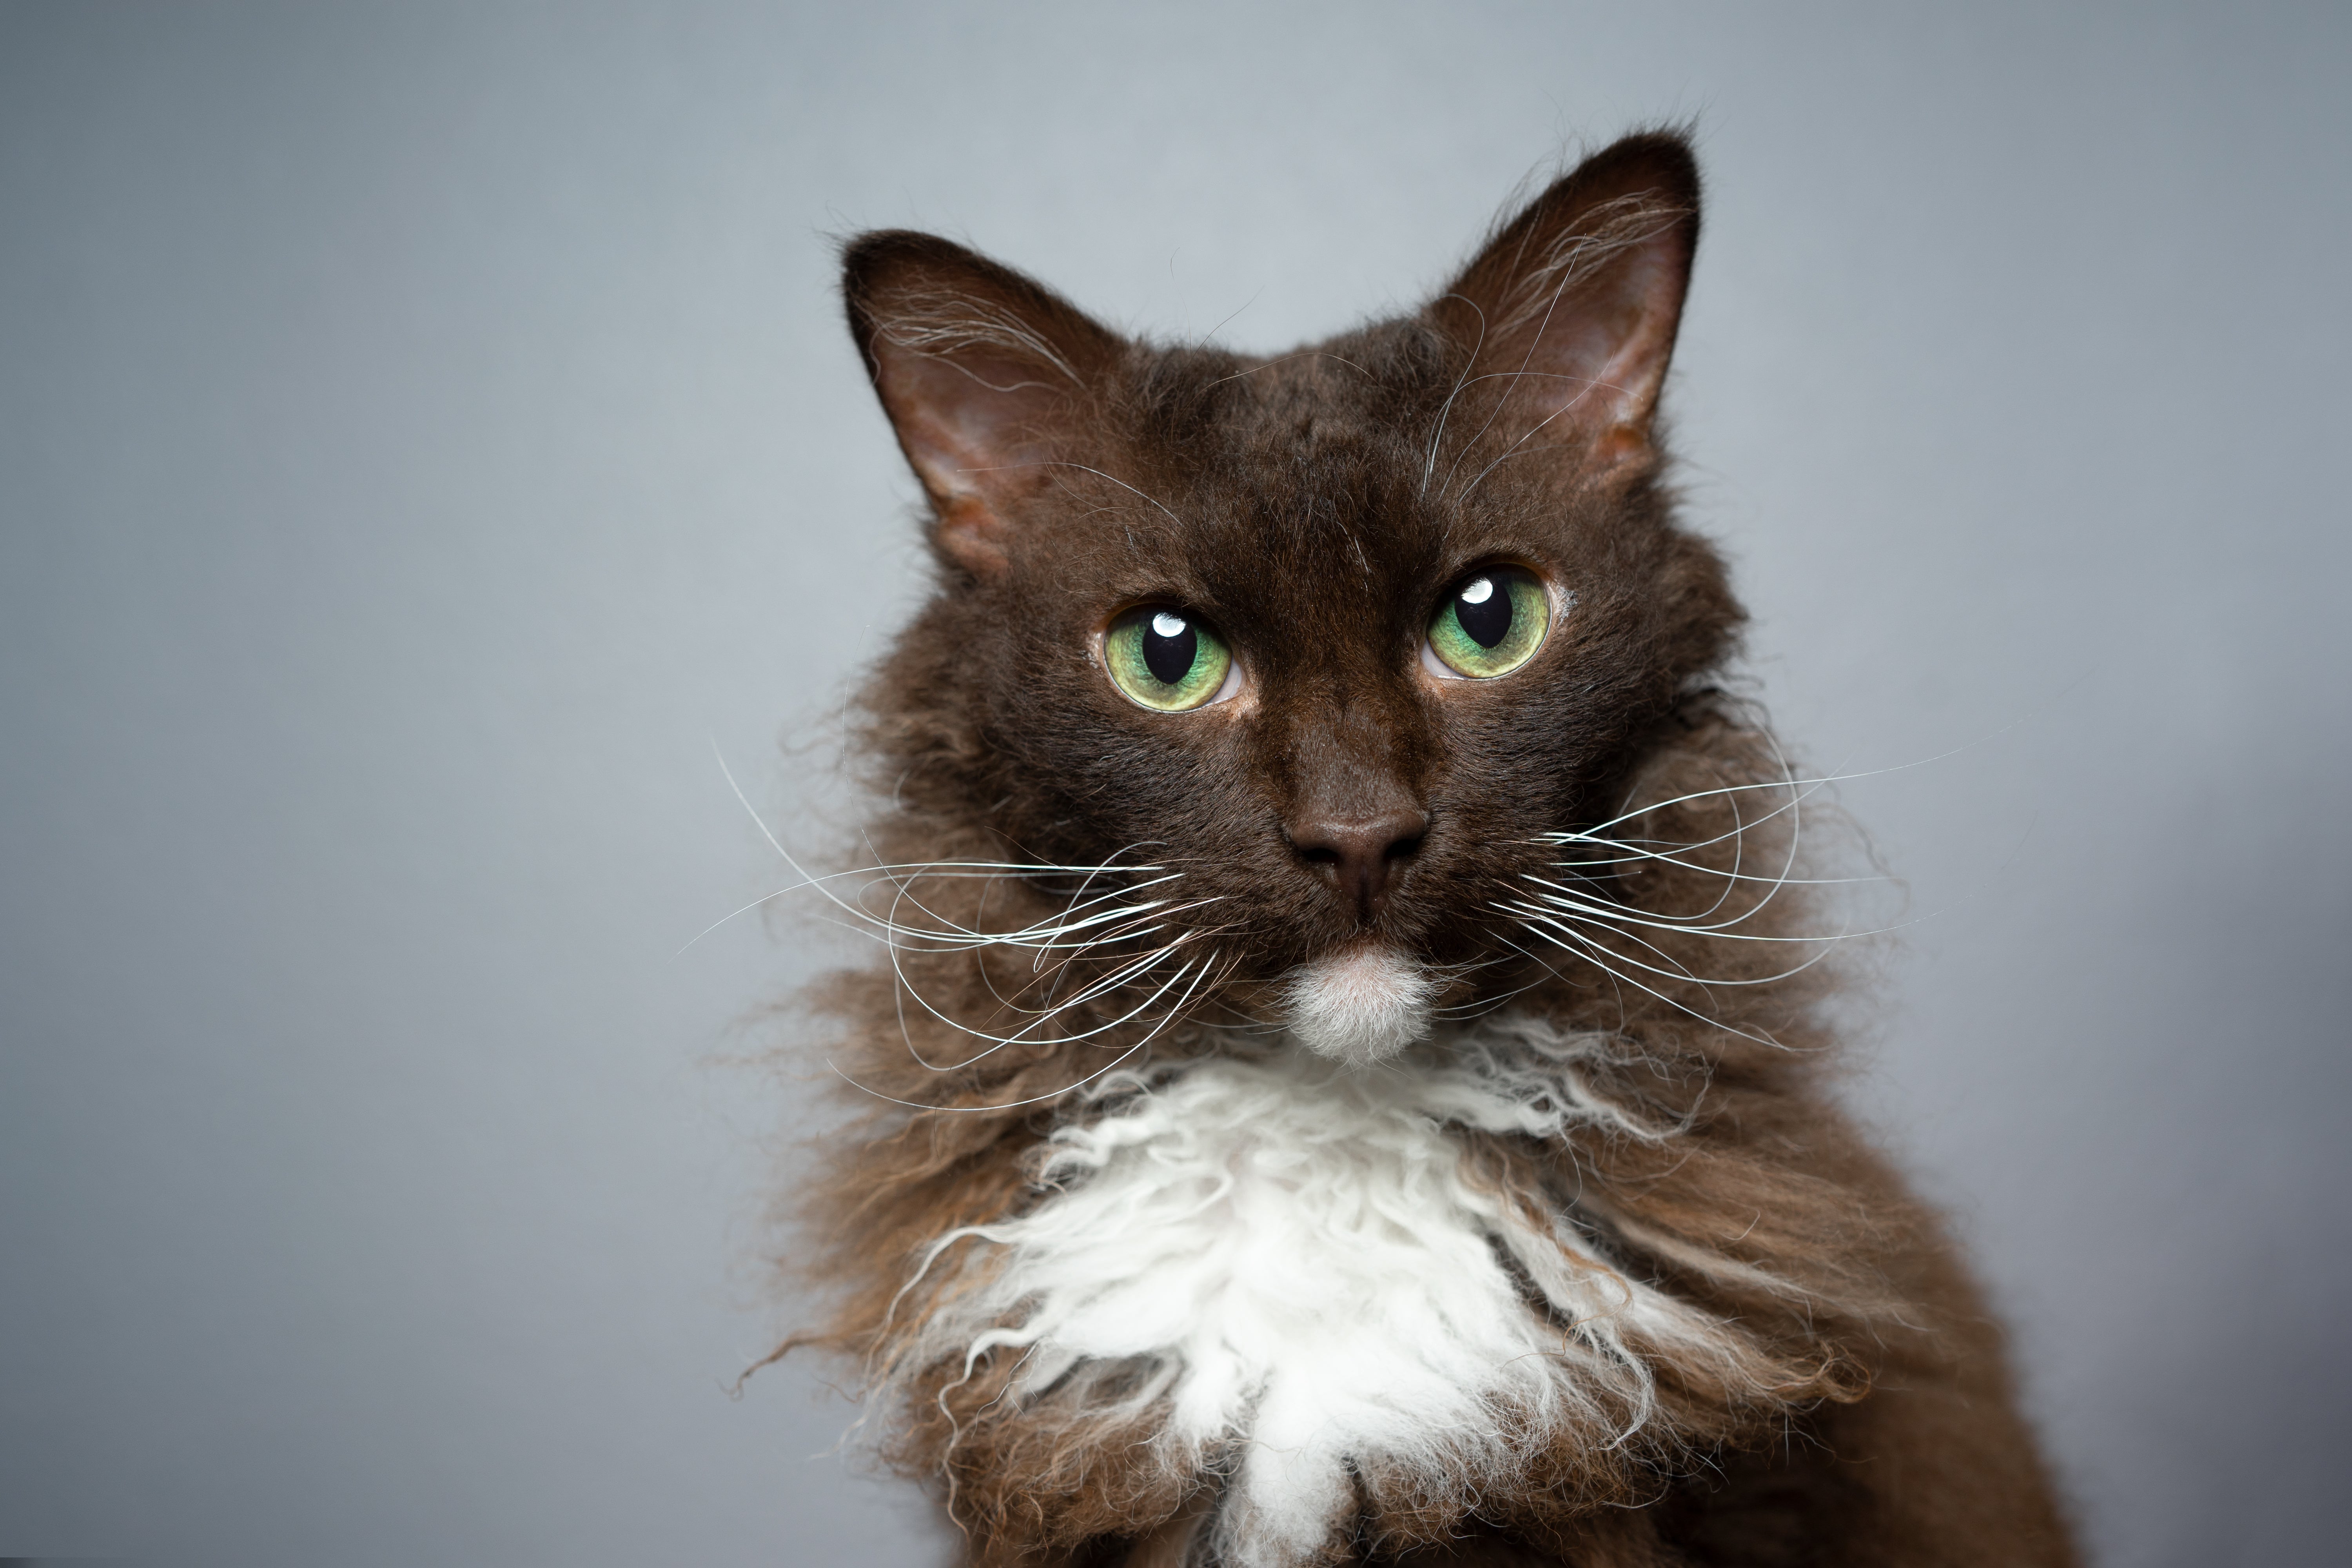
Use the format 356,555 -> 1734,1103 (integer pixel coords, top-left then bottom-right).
1104,605 -> 1235,711
1427,566 -> 1551,679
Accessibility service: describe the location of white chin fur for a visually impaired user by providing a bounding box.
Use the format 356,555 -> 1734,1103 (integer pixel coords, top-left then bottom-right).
1281,946 -> 1437,1065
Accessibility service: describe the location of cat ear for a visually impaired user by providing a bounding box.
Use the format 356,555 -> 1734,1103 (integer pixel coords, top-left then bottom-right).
843,232 -> 1122,576
1428,132 -> 1700,476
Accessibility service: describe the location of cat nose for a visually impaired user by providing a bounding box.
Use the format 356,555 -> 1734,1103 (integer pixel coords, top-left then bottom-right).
1289,809 -> 1429,919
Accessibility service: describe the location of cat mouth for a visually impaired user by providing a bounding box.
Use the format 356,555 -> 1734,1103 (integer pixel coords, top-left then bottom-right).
1279,943 -> 1438,1067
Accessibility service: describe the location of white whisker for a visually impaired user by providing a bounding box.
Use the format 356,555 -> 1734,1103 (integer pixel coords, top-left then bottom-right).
1504,915 -> 1789,1050
831,950 -> 1232,1114
890,934 -> 1209,1072
1500,904 -> 1843,992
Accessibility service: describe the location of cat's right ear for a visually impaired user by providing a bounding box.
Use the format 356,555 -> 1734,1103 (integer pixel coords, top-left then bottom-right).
843,232 -> 1122,577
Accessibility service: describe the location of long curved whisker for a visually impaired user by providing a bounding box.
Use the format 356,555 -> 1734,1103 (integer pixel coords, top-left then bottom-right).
1503,898 -> 1715,987
1577,774 -> 1826,860
1500,904 -> 1845,991
973,907 -> 1231,1020
858,891 -> 1204,956
832,948 -> 1230,1114
1534,838 -> 1879,888
1504,916 -> 1791,1050
713,745 -> 1212,961
1515,885 -> 1877,946
1584,732 -> 2013,842
892,940 -> 1209,1072
855,872 -> 1195,951
1537,777 -> 1773,933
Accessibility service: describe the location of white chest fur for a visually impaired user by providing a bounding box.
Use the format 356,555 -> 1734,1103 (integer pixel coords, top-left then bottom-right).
901,1022 -> 1733,1567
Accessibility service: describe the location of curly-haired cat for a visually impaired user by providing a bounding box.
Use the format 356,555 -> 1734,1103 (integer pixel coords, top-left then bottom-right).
769,132 -> 2076,1566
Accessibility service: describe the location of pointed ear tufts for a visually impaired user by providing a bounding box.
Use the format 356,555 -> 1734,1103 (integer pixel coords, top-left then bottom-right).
1429,131 -> 1702,481
843,232 -> 1122,576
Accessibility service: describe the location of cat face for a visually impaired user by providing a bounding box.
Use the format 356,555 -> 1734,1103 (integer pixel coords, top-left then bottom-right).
846,135 -> 1739,1062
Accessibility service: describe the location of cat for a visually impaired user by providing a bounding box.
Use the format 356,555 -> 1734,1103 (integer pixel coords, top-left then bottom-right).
768,131 -> 2077,1567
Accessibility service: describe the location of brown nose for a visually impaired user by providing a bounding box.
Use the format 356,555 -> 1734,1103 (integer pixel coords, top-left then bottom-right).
1290,809 -> 1429,919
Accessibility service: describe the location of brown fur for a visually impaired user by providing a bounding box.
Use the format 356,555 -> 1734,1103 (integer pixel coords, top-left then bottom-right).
769,133 -> 2076,1566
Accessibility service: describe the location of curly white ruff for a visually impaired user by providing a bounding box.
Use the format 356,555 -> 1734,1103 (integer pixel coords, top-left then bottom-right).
897,1016 -> 1746,1567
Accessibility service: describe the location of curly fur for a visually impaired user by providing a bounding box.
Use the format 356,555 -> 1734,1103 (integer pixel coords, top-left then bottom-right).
765,132 -> 2076,1566
877,1025 -> 1866,1568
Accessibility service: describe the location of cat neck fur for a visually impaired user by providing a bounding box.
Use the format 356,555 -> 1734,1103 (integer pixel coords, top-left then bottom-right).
882,1015 -> 1800,1568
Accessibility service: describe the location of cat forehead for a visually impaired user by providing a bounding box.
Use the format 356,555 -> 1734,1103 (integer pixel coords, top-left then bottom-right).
1140,328 -> 1444,453
1067,387 -> 1553,590
1038,440 -> 1446,610
992,325 -> 1600,620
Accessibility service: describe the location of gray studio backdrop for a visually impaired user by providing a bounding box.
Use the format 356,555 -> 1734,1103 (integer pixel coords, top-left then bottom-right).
4,4 -> 2346,1564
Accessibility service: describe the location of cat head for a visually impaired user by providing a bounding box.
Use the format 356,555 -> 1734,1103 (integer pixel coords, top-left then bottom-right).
843,132 -> 1741,1066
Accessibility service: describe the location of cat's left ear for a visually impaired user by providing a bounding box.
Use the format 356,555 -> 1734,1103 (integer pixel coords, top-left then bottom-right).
1428,132 -> 1701,475
844,231 -> 1123,576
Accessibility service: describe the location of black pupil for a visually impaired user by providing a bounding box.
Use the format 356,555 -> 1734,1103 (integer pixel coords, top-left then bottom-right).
1142,613 -> 1197,684
1454,577 -> 1513,649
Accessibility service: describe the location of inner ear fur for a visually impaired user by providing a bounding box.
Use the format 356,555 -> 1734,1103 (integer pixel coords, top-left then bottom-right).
1428,132 -> 1701,475
843,231 -> 1123,576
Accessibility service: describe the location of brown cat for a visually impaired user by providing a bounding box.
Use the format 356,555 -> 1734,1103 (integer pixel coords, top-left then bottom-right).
771,131 -> 2076,1566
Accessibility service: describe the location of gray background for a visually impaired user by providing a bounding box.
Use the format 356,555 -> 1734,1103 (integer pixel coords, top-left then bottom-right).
3,3 -> 2345,1564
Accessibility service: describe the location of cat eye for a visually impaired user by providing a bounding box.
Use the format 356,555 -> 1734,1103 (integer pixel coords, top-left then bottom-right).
1425,566 -> 1551,679
1103,605 -> 1238,712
